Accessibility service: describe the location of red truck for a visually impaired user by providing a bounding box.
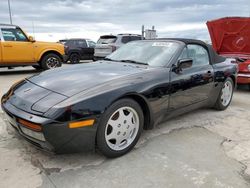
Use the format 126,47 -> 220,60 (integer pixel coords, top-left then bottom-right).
207,17 -> 250,90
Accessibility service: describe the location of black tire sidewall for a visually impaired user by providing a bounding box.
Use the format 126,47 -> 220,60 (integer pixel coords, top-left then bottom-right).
215,77 -> 234,110
41,53 -> 62,70
96,98 -> 144,158
69,53 -> 80,64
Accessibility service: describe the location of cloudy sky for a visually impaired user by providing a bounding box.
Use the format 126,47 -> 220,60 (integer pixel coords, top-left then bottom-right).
0,0 -> 250,42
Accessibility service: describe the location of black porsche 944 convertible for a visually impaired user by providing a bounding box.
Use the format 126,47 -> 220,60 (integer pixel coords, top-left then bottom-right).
1,39 -> 237,158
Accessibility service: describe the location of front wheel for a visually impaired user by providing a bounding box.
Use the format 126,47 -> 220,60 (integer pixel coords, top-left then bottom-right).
214,77 -> 234,110
40,53 -> 62,70
97,98 -> 144,158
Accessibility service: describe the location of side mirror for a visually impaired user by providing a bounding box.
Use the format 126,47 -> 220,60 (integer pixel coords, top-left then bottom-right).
178,58 -> 193,69
173,58 -> 193,73
28,36 -> 35,42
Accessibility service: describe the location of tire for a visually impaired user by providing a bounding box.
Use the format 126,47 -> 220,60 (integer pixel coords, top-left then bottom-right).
96,98 -> 144,158
214,77 -> 234,110
69,53 -> 80,64
248,84 -> 250,91
40,53 -> 62,70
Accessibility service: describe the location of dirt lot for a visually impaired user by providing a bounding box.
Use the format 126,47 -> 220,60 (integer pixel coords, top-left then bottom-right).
0,65 -> 250,188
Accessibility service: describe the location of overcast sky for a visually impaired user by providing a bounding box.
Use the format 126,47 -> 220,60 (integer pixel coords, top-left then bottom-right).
0,0 -> 250,42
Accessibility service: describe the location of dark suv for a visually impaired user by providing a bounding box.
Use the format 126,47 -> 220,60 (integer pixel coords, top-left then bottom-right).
94,34 -> 143,60
64,38 -> 96,64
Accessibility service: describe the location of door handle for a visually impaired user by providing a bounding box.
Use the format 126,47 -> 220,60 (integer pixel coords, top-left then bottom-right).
3,45 -> 13,47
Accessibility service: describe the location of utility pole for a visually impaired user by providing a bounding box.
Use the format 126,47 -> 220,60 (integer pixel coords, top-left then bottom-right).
141,25 -> 144,40
8,0 -> 13,24
32,21 -> 35,39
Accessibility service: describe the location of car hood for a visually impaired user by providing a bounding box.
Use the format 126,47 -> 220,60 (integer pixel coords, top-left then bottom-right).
207,17 -> 250,58
28,61 -> 149,97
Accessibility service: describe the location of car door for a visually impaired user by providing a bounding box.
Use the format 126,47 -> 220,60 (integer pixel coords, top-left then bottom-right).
1,27 -> 35,63
86,40 -> 95,59
169,44 -> 214,110
76,40 -> 92,59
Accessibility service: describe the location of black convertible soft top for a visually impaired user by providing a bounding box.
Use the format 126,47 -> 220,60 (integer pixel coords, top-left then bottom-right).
156,38 -> 226,64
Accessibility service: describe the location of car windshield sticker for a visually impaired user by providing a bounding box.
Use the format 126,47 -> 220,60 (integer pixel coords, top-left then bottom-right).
152,42 -> 172,47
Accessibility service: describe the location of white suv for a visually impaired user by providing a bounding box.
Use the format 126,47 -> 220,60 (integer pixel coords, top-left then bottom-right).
94,34 -> 143,60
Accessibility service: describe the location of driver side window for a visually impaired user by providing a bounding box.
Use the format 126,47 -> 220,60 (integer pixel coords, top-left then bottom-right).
178,47 -> 188,59
178,45 -> 210,67
1,28 -> 28,42
187,44 -> 209,66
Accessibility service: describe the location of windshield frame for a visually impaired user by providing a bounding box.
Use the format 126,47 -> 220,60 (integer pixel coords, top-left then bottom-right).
106,40 -> 182,67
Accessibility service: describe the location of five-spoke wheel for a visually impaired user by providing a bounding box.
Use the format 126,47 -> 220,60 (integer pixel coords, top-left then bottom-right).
215,77 -> 234,110
97,98 -> 143,158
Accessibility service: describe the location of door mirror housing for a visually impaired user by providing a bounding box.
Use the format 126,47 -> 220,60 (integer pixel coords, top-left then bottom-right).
28,36 -> 35,42
173,58 -> 193,73
177,58 -> 193,69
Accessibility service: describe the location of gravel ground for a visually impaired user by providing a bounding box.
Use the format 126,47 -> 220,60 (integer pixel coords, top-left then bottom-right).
0,65 -> 250,188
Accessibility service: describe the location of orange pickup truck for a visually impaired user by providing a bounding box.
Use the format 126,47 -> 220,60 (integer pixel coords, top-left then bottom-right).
0,24 -> 65,70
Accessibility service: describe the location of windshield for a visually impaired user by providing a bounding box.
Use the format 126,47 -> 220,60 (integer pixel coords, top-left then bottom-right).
106,41 -> 180,67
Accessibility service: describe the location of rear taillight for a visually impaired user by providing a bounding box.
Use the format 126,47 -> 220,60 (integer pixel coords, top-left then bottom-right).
109,45 -> 116,52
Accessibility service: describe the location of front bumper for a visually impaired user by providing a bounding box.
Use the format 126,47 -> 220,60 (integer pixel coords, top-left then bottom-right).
237,73 -> 250,84
94,51 -> 112,59
1,101 -> 97,154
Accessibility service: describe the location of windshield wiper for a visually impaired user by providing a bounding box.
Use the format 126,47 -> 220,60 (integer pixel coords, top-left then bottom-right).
119,59 -> 148,65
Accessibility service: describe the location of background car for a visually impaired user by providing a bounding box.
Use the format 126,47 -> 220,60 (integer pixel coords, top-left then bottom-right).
0,24 -> 65,70
64,38 -> 96,64
207,17 -> 250,90
58,39 -> 68,45
94,34 -> 143,60
1,39 -> 237,158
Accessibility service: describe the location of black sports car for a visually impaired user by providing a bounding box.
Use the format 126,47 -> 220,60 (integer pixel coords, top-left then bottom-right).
1,39 -> 237,158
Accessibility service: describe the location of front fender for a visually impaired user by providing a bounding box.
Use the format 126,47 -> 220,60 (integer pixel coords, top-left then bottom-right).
37,48 -> 64,61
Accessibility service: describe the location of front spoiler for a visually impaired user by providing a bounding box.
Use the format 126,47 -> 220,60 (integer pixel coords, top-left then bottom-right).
1,101 -> 97,154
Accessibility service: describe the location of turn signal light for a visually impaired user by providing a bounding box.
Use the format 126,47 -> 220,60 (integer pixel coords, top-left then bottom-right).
69,119 -> 95,128
18,119 -> 42,131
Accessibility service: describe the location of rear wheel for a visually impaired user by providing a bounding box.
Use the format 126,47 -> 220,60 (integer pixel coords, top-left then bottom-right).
69,53 -> 80,64
40,53 -> 62,70
97,98 -> 144,158
214,77 -> 234,110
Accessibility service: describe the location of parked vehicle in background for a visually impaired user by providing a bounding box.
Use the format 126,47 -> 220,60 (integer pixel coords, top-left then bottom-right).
0,24 -> 65,70
64,38 -> 96,64
207,17 -> 250,90
94,34 -> 143,60
58,39 -> 68,45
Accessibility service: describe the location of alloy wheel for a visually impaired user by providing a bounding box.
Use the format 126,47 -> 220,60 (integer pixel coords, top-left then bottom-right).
105,106 -> 140,151
221,80 -> 233,106
46,57 -> 60,68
